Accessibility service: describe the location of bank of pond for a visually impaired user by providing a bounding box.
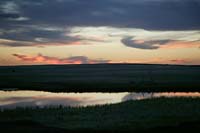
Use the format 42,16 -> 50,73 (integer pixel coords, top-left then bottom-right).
1,97 -> 200,132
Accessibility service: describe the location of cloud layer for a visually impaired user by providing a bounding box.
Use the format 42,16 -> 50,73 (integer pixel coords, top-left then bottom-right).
70,27 -> 200,50
0,0 -> 199,65
121,37 -> 171,49
1,0 -> 199,29
12,53 -> 193,65
121,36 -> 200,50
0,0 -> 199,47
13,53 -> 110,64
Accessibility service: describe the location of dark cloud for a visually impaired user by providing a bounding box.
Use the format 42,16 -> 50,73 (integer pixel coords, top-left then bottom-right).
0,28 -> 80,44
121,36 -> 172,49
0,0 -> 200,29
0,13 -> 20,19
0,27 -> 105,47
13,53 -> 110,64
0,0 -> 29,21
20,0 -> 200,30
0,25 -> 105,47
0,0 -> 200,46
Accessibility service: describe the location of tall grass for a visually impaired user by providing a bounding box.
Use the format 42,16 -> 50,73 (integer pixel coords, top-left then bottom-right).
0,64 -> 200,92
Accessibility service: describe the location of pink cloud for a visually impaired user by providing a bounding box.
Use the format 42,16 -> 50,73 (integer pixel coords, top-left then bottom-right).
170,59 -> 189,64
12,53 -> 196,65
13,53 -> 110,64
110,58 -> 192,65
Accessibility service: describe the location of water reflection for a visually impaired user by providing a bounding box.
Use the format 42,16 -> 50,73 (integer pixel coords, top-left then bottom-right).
122,92 -> 200,101
0,91 -> 200,109
122,93 -> 154,101
0,91 -> 127,109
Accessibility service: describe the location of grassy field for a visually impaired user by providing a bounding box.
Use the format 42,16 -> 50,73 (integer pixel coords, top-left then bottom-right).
0,64 -> 199,92
1,97 -> 200,132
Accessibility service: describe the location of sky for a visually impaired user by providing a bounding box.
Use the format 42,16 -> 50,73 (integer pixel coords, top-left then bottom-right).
0,0 -> 200,66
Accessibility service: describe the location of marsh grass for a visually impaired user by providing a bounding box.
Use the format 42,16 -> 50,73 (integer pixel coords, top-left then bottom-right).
0,64 -> 200,92
1,97 -> 200,132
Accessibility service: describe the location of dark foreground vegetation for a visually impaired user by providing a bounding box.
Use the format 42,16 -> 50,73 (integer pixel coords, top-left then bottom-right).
0,64 -> 200,92
0,98 -> 200,133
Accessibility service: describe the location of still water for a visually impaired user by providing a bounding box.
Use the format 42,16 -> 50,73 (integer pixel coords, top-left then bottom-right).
0,91 -> 200,109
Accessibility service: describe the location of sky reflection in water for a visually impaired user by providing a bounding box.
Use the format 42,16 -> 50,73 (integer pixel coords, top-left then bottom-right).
0,91 -> 200,109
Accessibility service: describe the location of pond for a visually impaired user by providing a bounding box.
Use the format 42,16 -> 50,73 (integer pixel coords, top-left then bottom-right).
0,90 -> 200,109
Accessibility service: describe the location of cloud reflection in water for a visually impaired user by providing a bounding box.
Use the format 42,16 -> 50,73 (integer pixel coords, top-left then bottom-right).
1,91 -> 200,109
0,91 -> 127,109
